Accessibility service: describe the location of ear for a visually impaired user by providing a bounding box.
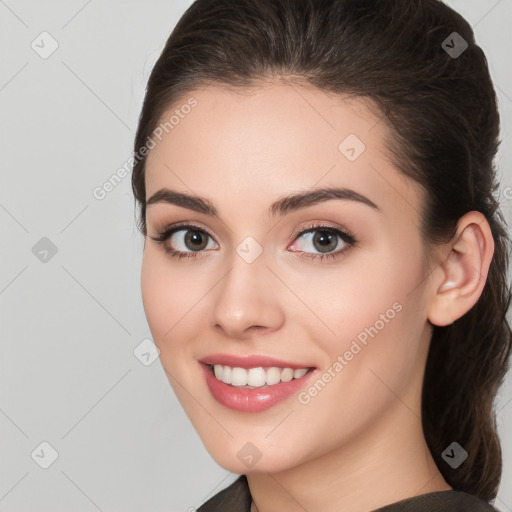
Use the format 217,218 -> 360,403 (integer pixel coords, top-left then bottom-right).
427,211 -> 494,326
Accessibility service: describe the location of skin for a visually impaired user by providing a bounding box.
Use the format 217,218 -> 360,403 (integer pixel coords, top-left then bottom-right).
140,79 -> 494,512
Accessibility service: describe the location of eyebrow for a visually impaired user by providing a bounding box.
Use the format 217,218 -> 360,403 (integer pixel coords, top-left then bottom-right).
146,186 -> 380,218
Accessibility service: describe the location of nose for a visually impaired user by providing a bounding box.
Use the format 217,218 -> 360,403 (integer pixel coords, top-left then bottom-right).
211,251 -> 285,340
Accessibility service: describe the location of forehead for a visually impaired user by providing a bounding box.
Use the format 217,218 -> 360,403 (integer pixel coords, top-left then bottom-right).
144,81 -> 423,221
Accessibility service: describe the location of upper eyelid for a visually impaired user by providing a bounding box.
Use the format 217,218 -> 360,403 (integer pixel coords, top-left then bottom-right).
158,221 -> 349,235
289,222 -> 352,239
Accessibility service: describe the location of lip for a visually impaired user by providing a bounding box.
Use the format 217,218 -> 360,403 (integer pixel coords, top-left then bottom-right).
199,357 -> 318,413
200,353 -> 314,370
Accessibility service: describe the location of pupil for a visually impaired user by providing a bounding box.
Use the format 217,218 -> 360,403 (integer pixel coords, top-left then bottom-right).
314,230 -> 337,253
185,230 -> 207,250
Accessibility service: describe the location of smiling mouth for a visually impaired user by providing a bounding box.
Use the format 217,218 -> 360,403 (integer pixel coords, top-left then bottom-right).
206,363 -> 314,389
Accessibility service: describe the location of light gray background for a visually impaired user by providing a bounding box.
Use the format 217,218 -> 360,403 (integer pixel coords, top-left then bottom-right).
0,1 -> 511,511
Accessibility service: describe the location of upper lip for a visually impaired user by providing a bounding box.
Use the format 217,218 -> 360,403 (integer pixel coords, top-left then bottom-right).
200,353 -> 315,369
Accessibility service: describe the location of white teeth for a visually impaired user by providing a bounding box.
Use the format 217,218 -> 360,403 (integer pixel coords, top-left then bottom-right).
214,365 -> 223,380
247,367 -> 266,387
294,368 -> 308,379
266,367 -> 281,386
231,367 -> 247,386
280,368 -> 294,382
221,365 -> 232,385
212,365 -> 310,388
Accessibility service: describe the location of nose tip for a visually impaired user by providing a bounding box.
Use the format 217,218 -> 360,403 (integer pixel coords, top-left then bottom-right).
211,259 -> 284,340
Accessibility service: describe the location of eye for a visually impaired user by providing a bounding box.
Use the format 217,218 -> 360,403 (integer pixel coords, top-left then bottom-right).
288,223 -> 357,261
150,222 -> 357,262
150,224 -> 218,259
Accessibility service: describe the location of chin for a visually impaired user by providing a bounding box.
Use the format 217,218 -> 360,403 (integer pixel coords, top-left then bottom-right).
201,436 -> 305,475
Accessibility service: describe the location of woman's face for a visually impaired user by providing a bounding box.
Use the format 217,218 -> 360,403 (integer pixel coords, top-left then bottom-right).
141,81 -> 436,473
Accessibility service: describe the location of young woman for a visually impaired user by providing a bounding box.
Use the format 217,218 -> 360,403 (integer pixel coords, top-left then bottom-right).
131,0 -> 511,510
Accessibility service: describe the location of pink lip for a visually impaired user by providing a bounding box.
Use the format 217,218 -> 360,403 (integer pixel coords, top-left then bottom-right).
199,357 -> 317,413
200,353 -> 314,370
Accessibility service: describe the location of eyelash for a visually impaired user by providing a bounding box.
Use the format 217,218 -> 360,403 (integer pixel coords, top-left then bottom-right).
150,222 -> 357,262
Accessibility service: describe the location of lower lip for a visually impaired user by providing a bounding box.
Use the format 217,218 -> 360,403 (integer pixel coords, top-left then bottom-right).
200,363 -> 316,412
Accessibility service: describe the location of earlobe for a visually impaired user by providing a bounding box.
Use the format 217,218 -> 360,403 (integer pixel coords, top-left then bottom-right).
427,211 -> 494,327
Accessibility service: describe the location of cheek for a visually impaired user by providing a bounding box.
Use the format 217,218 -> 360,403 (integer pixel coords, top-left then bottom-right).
141,252 -> 171,336
295,244 -> 427,387
140,248 -> 214,377
140,251 -> 201,403
140,250 -> 192,353
327,245 -> 427,380
292,244 -> 422,340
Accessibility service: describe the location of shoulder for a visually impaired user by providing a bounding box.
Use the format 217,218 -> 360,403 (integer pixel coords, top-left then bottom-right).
374,489 -> 501,512
197,475 -> 251,512
196,479 -> 501,512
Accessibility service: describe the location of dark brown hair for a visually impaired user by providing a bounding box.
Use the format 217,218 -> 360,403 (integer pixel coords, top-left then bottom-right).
131,0 -> 512,502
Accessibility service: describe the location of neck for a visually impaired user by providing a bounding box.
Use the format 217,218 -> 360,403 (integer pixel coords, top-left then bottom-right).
247,402 -> 451,512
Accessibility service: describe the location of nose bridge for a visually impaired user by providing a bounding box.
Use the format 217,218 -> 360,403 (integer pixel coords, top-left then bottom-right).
211,238 -> 283,336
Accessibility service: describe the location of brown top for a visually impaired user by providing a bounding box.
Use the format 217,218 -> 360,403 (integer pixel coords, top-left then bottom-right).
197,475 -> 501,512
